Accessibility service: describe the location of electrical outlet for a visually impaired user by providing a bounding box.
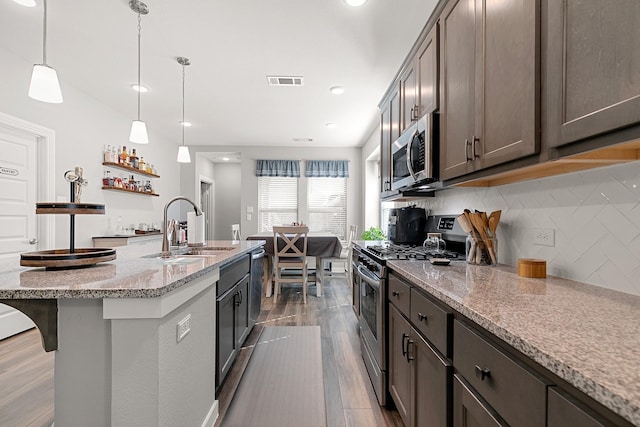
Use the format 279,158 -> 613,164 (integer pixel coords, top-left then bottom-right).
533,228 -> 555,247
177,314 -> 191,343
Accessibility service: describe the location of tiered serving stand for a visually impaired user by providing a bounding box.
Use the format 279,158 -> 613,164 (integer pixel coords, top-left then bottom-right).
20,170 -> 116,269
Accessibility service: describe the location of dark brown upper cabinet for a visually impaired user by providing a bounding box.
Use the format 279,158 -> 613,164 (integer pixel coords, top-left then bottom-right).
439,0 -> 540,181
545,0 -> 640,149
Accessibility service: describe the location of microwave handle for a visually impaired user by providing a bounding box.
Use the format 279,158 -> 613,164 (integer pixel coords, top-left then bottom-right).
406,130 -> 418,180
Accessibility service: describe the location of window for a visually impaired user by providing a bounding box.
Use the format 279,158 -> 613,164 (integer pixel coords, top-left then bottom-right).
307,177 -> 347,239
257,177 -> 298,232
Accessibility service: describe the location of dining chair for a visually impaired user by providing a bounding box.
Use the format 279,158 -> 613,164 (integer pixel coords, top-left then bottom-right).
231,223 -> 240,240
273,226 -> 309,304
320,225 -> 357,282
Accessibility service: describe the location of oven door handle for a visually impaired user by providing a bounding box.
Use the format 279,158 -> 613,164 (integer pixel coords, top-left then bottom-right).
356,265 -> 381,290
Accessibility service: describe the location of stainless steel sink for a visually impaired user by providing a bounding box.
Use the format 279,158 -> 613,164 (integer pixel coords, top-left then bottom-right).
142,246 -> 236,260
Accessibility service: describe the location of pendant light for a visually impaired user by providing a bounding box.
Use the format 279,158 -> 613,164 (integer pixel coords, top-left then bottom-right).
28,0 -> 63,103
176,57 -> 191,163
129,0 -> 149,144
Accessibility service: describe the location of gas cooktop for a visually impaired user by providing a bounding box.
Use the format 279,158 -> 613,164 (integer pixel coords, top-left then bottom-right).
364,243 -> 464,261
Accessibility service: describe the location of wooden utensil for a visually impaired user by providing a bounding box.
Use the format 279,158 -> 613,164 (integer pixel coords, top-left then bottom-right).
488,210 -> 501,237
457,214 -> 477,263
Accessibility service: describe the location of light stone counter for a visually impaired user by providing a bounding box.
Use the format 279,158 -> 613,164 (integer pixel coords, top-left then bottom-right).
387,260 -> 640,426
0,239 -> 265,299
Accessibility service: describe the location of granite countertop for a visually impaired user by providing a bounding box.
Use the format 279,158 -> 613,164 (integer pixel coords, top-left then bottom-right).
387,260 -> 640,426
0,240 -> 265,299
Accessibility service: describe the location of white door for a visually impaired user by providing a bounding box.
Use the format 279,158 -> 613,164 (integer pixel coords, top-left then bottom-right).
0,113 -> 55,341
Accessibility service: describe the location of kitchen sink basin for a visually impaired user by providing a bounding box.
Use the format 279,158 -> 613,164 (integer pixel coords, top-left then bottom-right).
142,246 -> 236,260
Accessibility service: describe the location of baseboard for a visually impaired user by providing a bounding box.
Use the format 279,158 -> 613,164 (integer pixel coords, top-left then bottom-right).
201,399 -> 219,427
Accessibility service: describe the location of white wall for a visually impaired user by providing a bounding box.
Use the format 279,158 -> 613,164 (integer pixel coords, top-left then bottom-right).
360,125 -> 381,233
0,46 -> 181,249
182,146 -> 362,238
411,161 -> 640,296
213,163 -> 241,239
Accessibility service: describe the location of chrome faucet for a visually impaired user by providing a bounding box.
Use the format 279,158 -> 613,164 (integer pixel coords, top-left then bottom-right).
161,196 -> 203,258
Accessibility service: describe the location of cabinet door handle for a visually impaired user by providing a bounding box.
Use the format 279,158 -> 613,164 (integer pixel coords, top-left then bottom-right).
472,136 -> 480,159
235,290 -> 242,306
474,365 -> 491,381
401,333 -> 409,356
417,313 -> 427,322
406,339 -> 415,362
392,290 -> 400,297
465,139 -> 472,161
414,105 -> 420,120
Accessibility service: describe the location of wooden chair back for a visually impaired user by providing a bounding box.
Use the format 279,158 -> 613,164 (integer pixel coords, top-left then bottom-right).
273,226 -> 309,258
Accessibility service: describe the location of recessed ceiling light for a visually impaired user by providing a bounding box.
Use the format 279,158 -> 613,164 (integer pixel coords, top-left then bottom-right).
130,83 -> 148,93
329,86 -> 345,95
345,0 -> 367,6
180,121 -> 192,127
326,123 -> 337,129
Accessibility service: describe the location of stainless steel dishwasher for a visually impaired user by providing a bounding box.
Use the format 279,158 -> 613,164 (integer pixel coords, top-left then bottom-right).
249,248 -> 265,327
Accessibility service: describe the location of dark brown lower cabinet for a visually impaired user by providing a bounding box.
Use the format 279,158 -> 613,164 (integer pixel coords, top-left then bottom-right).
548,387 -> 611,427
389,305 -> 451,427
216,254 -> 252,392
453,374 -> 506,427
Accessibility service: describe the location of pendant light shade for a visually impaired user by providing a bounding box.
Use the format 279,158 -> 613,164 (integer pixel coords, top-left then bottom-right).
129,120 -> 149,144
29,64 -> 63,103
177,145 -> 191,163
176,56 -> 191,163
29,0 -> 63,103
129,0 -> 149,144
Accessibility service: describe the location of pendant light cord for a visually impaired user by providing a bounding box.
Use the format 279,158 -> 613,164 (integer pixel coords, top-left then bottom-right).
42,0 -> 48,64
137,12 -> 142,121
182,64 -> 186,146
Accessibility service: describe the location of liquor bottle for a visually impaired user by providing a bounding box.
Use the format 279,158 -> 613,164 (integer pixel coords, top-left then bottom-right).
120,146 -> 128,165
138,156 -> 146,171
130,148 -> 139,169
104,145 -> 111,163
102,170 -> 111,187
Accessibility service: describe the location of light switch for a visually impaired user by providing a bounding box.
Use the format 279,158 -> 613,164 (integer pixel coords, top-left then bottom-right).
247,213 -> 252,221
246,206 -> 254,213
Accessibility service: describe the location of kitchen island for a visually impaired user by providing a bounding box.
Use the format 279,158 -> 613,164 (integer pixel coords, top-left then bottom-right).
387,260 -> 640,426
0,239 -> 264,427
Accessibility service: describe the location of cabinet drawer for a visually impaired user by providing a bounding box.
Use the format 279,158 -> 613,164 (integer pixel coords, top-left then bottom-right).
388,274 -> 411,317
453,320 -> 550,427
410,288 -> 451,357
218,254 -> 250,296
548,387 -> 608,427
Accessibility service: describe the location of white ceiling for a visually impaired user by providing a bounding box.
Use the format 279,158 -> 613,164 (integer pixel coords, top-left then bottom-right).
1,0 -> 437,149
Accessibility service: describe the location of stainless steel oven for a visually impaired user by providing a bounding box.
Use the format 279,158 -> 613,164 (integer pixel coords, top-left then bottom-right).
353,246 -> 388,405
391,113 -> 438,191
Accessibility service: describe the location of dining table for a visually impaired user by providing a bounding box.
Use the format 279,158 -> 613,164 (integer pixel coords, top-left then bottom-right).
246,231 -> 343,298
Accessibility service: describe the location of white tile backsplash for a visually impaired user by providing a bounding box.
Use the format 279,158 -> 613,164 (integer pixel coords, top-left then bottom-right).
414,161 -> 640,296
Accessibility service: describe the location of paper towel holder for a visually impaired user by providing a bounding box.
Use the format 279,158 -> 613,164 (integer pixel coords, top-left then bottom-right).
161,196 -> 204,257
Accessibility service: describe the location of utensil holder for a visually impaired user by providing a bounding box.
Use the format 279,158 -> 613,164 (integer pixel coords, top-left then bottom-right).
466,233 -> 498,266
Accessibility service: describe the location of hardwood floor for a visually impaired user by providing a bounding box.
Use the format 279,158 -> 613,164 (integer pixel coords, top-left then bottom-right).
0,276 -> 401,427
215,276 -> 403,427
0,327 -> 54,427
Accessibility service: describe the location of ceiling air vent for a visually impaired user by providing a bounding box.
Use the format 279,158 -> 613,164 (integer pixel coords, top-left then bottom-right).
267,76 -> 304,87
293,138 -> 314,142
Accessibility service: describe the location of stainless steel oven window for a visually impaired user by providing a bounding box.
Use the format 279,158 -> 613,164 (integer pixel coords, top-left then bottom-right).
357,266 -> 380,340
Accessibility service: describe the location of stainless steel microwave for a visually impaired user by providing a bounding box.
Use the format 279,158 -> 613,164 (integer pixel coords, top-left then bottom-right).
390,112 -> 438,191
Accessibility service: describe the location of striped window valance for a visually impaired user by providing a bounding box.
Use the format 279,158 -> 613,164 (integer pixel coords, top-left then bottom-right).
255,160 -> 300,177
304,160 -> 349,178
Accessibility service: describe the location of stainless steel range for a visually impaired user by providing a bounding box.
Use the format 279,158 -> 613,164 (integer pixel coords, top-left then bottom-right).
352,215 -> 466,406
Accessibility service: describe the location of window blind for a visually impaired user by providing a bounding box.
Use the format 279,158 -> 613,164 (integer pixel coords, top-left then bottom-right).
257,177 -> 298,232
307,177 -> 347,239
